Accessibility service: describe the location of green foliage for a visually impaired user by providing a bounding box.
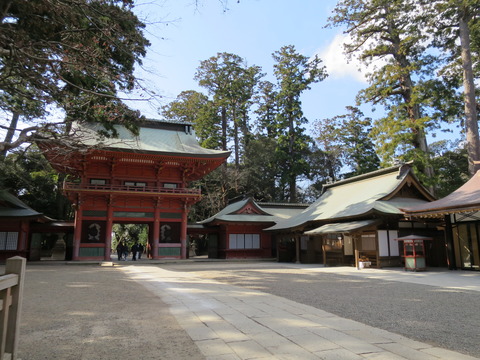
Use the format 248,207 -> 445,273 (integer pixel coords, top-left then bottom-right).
194,52 -> 263,165
189,167 -> 231,222
161,90 -> 223,149
112,224 -> 148,251
242,137 -> 283,202
314,106 -> 380,182
0,146 -> 71,219
328,0 -> 439,178
1,0 -> 150,154
254,81 -> 279,138
427,0 -> 480,175
429,140 -> 469,198
272,45 -> 327,202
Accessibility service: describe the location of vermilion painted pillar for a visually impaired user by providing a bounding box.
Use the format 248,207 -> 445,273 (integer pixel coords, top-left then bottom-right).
73,203 -> 82,260
105,199 -> 113,261
153,200 -> 160,259
181,205 -> 188,259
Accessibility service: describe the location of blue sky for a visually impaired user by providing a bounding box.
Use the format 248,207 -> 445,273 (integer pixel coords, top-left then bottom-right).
123,0 -> 462,148
128,0 -> 370,135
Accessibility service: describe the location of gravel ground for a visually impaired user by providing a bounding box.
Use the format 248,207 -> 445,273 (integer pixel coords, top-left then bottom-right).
161,261 -> 480,358
17,264 -> 204,360
10,261 -> 480,359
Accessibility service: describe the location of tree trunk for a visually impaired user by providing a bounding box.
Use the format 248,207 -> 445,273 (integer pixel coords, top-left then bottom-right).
233,107 -> 239,167
459,11 -> 480,175
1,111 -> 20,157
396,51 -> 434,180
221,107 -> 228,151
288,115 -> 297,203
387,12 -> 434,181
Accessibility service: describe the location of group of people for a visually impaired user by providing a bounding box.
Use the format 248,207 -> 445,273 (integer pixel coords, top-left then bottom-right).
116,241 -> 144,261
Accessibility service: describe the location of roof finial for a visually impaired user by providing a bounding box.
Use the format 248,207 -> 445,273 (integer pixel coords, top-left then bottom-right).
393,158 -> 403,166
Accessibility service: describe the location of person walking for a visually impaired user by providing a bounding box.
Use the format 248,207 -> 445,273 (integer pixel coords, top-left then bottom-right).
137,243 -> 144,260
131,242 -> 139,261
122,242 -> 129,260
116,242 -> 123,261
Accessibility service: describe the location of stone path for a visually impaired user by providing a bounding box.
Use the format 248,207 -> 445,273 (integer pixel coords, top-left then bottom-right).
121,265 -> 479,360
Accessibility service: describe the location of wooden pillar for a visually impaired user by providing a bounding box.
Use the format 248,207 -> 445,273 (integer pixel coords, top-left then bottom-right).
352,235 -> 358,269
444,215 -> 456,270
152,200 -> 160,259
295,235 -> 301,263
72,201 -> 82,260
18,221 -> 29,254
104,197 -> 113,261
181,204 -> 188,259
322,238 -> 327,266
275,236 -> 280,262
5,256 -> 26,358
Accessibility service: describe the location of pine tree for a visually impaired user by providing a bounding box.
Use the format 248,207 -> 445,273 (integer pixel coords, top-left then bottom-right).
328,0 -> 436,184
272,45 -> 327,202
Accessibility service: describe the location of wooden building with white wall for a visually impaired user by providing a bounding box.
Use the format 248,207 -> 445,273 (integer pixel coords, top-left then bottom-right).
267,163 -> 447,268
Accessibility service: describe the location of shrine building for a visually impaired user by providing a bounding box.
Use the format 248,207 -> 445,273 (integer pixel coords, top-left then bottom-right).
43,120 -> 230,261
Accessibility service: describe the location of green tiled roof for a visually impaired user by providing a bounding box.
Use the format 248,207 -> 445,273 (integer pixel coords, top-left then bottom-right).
305,219 -> 381,235
199,198 -> 308,225
0,190 -> 43,218
267,164 -> 432,231
74,120 -> 231,159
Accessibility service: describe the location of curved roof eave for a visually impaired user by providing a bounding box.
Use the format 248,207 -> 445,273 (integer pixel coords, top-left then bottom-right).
96,146 -> 231,160
71,121 -> 231,159
267,164 -> 425,232
404,170 -> 480,216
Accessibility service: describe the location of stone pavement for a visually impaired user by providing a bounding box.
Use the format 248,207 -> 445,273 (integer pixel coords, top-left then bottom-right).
120,264 -> 480,360
287,264 -> 480,292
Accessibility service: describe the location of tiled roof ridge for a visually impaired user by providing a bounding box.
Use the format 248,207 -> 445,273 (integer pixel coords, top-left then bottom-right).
258,202 -> 310,207
323,162 -> 412,190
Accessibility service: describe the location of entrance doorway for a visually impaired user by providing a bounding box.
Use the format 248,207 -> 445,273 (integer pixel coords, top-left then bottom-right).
454,222 -> 480,270
111,223 -> 149,261
29,232 -> 74,261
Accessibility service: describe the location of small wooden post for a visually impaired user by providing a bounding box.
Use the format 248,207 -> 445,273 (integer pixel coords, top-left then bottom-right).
0,286 -> 12,357
5,256 -> 26,360
354,237 -> 360,269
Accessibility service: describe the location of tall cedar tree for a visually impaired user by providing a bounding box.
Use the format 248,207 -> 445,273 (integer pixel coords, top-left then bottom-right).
161,90 -> 223,149
428,0 -> 480,175
315,106 -> 380,180
194,52 -> 263,166
272,45 -> 327,202
0,0 -> 150,155
254,81 -> 279,138
328,0 -> 437,186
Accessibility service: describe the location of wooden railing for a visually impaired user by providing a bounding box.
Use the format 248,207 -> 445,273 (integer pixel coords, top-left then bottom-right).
64,182 -> 201,196
0,257 -> 26,360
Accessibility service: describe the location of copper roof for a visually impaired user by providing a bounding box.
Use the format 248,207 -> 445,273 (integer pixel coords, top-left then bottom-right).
73,120 -> 231,159
403,170 -> 480,218
199,198 -> 308,225
267,163 -> 434,231
0,190 -> 45,218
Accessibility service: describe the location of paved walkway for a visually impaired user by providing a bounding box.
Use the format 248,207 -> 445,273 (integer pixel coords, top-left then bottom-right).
288,265 -> 480,292
120,265 -> 480,360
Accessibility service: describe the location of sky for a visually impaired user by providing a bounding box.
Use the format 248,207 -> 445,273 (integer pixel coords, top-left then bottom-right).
127,0 -> 371,136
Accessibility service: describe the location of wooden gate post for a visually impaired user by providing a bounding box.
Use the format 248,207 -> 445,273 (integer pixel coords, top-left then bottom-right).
5,256 -> 26,360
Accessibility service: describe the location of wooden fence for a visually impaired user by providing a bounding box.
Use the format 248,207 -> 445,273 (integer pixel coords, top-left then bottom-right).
0,257 -> 26,360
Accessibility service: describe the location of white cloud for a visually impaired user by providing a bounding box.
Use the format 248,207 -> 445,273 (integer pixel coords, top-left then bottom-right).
313,33 -> 367,83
